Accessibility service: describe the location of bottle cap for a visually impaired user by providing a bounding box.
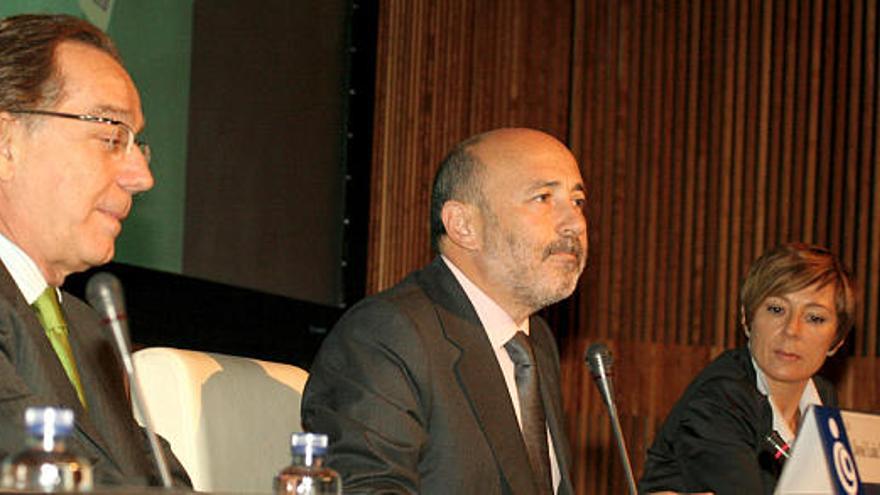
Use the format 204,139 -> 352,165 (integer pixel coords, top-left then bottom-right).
25,407 -> 74,438
291,432 -> 328,455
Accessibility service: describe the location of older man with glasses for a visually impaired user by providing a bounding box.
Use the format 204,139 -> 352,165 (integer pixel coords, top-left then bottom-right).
0,13 -> 189,488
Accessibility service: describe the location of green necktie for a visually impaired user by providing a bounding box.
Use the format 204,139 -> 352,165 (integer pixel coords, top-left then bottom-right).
32,287 -> 87,408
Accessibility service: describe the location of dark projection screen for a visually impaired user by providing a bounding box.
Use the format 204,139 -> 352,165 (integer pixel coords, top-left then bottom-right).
184,0 -> 348,306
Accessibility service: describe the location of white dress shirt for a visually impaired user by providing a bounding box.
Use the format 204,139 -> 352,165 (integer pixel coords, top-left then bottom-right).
0,233 -> 54,304
442,255 -> 561,492
752,357 -> 823,444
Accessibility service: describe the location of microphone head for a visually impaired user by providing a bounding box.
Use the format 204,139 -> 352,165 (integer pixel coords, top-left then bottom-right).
85,272 -> 125,320
585,342 -> 613,378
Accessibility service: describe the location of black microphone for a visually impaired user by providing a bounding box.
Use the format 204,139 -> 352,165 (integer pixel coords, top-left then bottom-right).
585,343 -> 637,495
86,273 -> 172,489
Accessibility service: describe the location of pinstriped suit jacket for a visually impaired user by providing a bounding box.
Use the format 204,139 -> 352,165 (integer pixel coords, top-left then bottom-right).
303,257 -> 573,494
0,264 -> 189,487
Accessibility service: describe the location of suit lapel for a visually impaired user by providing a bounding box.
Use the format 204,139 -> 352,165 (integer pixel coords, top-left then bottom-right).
418,258 -> 539,494
0,265 -> 119,472
0,265 -> 83,411
60,295 -> 126,475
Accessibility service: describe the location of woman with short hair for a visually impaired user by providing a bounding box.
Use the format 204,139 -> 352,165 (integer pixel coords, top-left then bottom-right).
639,243 -> 857,495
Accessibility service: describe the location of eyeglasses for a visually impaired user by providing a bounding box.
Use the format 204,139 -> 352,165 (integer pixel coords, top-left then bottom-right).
8,109 -> 151,165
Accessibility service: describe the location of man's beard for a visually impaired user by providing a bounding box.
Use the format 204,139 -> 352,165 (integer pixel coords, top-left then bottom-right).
486,226 -> 586,314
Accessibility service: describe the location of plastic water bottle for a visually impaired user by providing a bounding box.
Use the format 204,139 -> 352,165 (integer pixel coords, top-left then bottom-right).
274,432 -> 341,495
1,407 -> 93,491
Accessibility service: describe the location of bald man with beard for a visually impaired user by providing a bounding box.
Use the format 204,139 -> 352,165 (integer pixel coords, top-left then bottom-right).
303,128 -> 588,495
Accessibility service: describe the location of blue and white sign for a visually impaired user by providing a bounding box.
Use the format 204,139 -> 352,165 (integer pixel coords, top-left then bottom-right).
776,405 -> 864,494
841,410 -> 880,494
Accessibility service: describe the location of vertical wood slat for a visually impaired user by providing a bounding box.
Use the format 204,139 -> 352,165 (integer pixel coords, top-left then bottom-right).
369,1 -> 880,493
638,0 -> 658,343
802,0 -> 824,245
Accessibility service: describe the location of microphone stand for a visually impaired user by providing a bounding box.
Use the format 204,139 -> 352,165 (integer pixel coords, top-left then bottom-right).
87,273 -> 173,489
587,344 -> 638,495
108,316 -> 173,489
602,381 -> 637,495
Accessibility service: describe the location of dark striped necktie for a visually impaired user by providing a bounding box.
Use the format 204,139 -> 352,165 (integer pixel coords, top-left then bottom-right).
505,331 -> 552,494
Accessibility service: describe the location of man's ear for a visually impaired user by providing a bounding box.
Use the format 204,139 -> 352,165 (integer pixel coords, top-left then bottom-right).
440,200 -> 480,251
740,304 -> 750,338
0,113 -> 18,181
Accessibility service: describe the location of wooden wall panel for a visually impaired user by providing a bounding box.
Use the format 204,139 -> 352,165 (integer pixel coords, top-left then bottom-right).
368,1 -> 880,493
367,0 -> 574,290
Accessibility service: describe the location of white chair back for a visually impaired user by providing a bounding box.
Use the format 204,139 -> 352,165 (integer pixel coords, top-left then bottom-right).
132,347 -> 308,494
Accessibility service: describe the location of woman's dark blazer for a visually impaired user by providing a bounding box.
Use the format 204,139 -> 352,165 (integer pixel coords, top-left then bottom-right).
638,346 -> 837,495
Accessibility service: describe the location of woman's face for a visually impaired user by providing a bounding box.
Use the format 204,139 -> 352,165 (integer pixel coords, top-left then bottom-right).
747,282 -> 841,389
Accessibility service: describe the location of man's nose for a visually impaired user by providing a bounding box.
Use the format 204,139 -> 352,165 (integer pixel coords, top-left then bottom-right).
118,147 -> 154,194
558,202 -> 587,237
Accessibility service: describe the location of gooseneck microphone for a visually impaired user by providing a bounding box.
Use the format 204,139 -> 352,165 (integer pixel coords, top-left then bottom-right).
585,343 -> 638,495
86,273 -> 172,489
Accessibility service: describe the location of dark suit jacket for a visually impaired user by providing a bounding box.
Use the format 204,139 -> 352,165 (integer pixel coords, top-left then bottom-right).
638,346 -> 837,495
302,257 -> 573,494
0,264 -> 189,488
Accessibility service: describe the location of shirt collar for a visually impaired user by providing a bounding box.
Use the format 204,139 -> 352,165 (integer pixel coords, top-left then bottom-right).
751,356 -> 823,443
0,232 -> 53,305
441,255 -> 529,351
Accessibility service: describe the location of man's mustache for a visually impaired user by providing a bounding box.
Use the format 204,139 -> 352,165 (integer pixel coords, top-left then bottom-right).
543,237 -> 584,263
